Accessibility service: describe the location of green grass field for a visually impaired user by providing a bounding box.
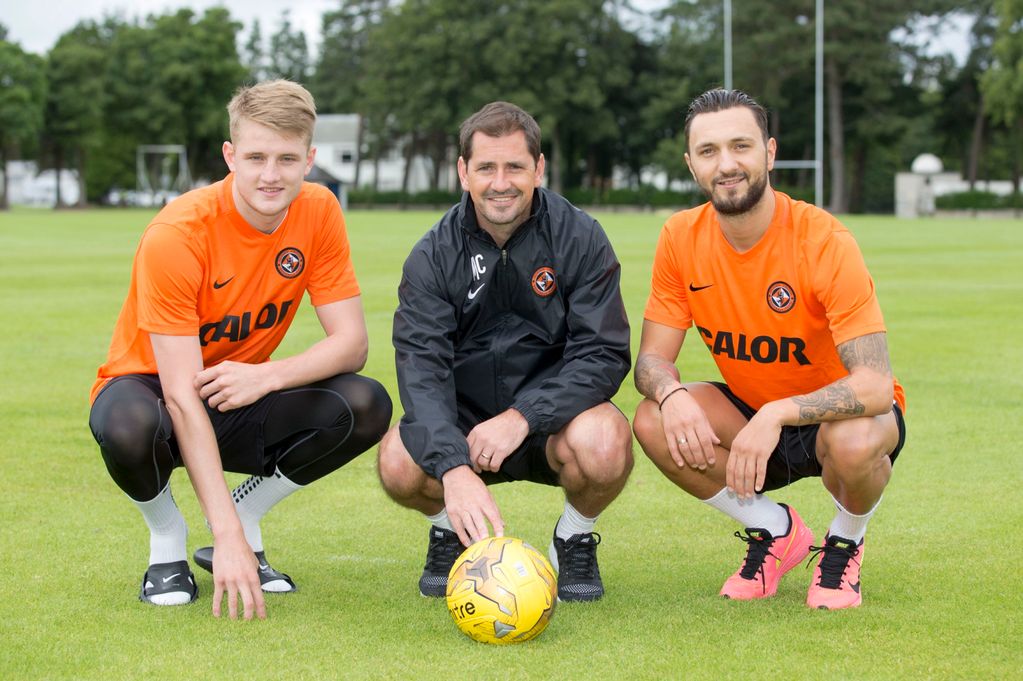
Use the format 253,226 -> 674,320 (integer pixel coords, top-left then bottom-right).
0,205 -> 1020,680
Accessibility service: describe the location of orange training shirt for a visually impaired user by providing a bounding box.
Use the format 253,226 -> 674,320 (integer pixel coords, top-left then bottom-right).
90,174 -> 359,403
644,191 -> 905,412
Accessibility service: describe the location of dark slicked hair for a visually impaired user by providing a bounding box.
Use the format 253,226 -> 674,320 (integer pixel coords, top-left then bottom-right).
459,101 -> 542,163
684,89 -> 769,149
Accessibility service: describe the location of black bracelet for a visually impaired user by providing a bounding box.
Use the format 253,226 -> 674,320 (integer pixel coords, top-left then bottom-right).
658,386 -> 688,410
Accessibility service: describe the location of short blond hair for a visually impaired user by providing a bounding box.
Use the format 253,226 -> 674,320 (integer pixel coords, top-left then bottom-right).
227,80 -> 317,146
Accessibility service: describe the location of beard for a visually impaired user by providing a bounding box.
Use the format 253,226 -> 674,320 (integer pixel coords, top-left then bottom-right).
479,190 -> 528,227
704,171 -> 768,216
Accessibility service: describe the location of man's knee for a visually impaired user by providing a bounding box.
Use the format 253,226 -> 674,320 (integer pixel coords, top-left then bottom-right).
377,426 -> 427,500
632,399 -> 662,453
818,416 -> 895,476
559,406 -> 633,485
92,397 -> 171,471
341,375 -> 393,445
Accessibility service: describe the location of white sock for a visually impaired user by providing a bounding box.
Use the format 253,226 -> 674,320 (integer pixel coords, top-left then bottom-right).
703,488 -> 791,537
133,483 -> 188,565
231,468 -> 303,553
827,495 -> 880,543
425,508 -> 454,532
555,501 -> 597,540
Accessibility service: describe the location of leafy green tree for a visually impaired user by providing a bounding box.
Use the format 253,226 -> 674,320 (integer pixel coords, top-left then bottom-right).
313,0 -> 391,112
92,9 -> 246,201
43,22 -> 109,207
933,5 -> 996,188
243,19 -> 267,81
359,0 -> 490,192
0,35 -> 46,208
269,10 -> 310,82
359,0 -> 636,193
981,0 -> 1023,195
312,1 -> 393,188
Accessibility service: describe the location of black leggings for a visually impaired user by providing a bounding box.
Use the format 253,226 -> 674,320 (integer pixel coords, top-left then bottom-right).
89,373 -> 392,501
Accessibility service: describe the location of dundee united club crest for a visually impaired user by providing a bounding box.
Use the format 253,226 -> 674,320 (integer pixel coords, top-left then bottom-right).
766,281 -> 796,313
531,267 -> 557,297
275,247 -> 305,279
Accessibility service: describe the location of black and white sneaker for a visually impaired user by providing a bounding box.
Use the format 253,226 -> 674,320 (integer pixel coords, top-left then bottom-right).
418,526 -> 463,597
139,560 -> 198,606
549,531 -> 604,602
192,546 -> 297,593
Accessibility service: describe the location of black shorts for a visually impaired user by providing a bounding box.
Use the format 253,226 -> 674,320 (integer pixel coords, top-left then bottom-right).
710,382 -> 906,492
454,402 -> 559,487
92,373 -> 283,476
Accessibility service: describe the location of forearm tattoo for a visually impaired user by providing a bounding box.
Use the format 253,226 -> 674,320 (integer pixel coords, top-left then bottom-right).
792,377 -> 865,422
635,352 -> 680,400
793,333 -> 891,422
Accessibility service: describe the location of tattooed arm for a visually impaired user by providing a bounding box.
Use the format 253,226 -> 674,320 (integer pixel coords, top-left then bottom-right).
789,332 -> 894,423
634,320 -> 686,401
636,320 -> 721,469
726,332 -> 896,497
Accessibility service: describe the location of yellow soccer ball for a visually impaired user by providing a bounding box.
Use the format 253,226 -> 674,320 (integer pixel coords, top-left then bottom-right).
446,536 -> 557,645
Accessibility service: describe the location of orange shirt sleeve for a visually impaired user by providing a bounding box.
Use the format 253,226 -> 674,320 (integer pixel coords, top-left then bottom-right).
811,229 -> 887,346
305,196 -> 360,307
644,217 -> 692,330
135,223 -> 204,336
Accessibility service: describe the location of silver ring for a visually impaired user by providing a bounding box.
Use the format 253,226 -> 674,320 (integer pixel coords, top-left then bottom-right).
481,454 -> 491,460
678,437 -> 687,445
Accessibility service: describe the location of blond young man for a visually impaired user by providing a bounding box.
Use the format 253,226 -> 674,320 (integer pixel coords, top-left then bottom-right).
89,81 -> 391,619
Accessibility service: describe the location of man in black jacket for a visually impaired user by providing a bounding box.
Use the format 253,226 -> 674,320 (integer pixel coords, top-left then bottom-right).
378,102 -> 633,602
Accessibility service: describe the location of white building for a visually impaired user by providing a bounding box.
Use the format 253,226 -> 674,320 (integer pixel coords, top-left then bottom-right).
3,161 -> 81,206
896,153 -> 1016,218
312,114 -> 457,193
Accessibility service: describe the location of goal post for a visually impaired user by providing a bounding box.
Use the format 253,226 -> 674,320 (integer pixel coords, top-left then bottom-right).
136,145 -> 192,204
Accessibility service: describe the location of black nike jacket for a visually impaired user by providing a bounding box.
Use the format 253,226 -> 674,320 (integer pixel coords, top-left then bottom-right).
393,188 -> 631,481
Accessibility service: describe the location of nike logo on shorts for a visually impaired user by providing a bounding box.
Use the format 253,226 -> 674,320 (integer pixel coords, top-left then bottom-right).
468,284 -> 486,299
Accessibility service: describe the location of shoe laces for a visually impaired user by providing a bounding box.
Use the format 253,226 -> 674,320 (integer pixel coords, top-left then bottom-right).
424,530 -> 462,573
558,533 -> 601,580
807,538 -> 860,588
734,529 -> 778,584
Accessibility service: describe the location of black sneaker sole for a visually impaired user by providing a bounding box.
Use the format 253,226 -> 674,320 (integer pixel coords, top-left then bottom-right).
557,588 -> 604,602
418,578 -> 448,598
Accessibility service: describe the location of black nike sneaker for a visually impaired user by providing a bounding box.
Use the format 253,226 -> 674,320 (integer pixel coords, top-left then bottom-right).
192,546 -> 296,593
418,526 -> 463,597
139,560 -> 198,606
549,530 -> 604,602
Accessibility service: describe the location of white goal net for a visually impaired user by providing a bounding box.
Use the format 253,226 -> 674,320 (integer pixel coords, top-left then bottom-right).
136,145 -> 192,206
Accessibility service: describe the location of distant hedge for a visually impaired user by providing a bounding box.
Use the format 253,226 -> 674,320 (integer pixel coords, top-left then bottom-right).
344,185 -> 833,210
348,186 -> 707,209
347,189 -> 462,206
936,190 -> 1023,210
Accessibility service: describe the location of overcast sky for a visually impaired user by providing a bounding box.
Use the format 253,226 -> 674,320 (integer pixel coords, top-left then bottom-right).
3,0 -> 334,55
4,0 -> 971,63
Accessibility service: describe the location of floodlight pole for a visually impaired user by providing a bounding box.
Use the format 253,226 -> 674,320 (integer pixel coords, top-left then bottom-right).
723,0 -> 732,90
814,0 -> 824,207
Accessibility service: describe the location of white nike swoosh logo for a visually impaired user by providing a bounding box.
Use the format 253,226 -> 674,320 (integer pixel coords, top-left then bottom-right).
162,573 -> 181,583
468,284 -> 486,299
259,564 -> 270,571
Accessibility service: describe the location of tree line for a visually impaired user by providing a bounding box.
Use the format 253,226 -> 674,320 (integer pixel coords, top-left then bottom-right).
0,0 -> 1020,213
